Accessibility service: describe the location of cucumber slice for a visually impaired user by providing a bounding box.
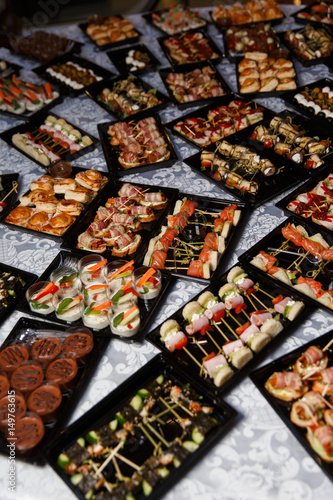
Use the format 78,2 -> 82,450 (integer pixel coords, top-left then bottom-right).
109,419 -> 118,431
173,458 -> 181,468
119,307 -> 140,326
70,473 -> 83,486
85,490 -> 94,500
38,292 -> 53,304
76,437 -> 85,448
142,479 -> 153,496
233,272 -> 248,284
85,430 -> 99,444
182,440 -> 199,453
156,375 -> 164,385
126,495 -> 136,500
137,388 -> 149,399
157,467 -> 170,478
192,427 -> 205,445
130,394 -> 143,412
57,453 -> 70,469
116,412 -> 126,427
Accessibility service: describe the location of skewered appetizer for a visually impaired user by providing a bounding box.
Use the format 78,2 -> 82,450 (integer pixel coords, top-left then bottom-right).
165,66 -> 227,104
226,23 -> 278,56
286,173 -> 333,231
11,115 -> 94,167
159,265 -> 304,388
162,31 -> 220,65
85,15 -> 139,46
56,373 -> 221,499
238,52 -> 297,93
98,76 -> 162,119
212,0 -> 283,27
151,5 -> 206,34
264,340 -> 333,462
173,99 -> 264,147
250,222 -> 333,309
251,114 -> 331,170
46,61 -> 103,90
6,170 -> 107,236
144,198 -> 241,279
284,25 -> 333,62
9,31 -> 78,62
107,117 -> 171,169
0,271 -> 25,314
293,84 -> 333,119
297,1 -> 333,27
77,182 -> 167,256
0,74 -> 58,115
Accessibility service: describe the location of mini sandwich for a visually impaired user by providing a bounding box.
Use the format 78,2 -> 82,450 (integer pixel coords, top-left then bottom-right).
75,170 -> 108,192
64,186 -> 95,204
53,178 -> 77,194
34,198 -> 58,214
57,199 -> 84,216
260,77 -> 279,92
244,52 -> 268,62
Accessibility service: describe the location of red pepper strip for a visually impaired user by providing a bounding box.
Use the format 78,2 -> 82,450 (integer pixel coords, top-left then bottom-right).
235,303 -> 247,314
12,74 -> 22,85
212,309 -> 225,322
45,82 -> 53,100
27,90 -> 40,102
124,288 -> 139,297
272,294 -> 284,305
35,282 -> 59,300
9,86 -> 21,97
251,310 -> 266,316
0,89 -> 5,100
203,352 -> 215,362
41,83 -> 48,99
246,287 -> 256,296
148,277 -> 158,286
236,321 -> 250,335
175,337 -> 188,350
200,325 -> 212,336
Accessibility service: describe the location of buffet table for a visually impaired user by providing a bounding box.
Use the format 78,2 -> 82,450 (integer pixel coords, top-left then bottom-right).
0,4 -> 333,500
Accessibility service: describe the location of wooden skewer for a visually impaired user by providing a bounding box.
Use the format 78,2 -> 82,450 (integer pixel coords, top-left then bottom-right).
250,293 -> 270,311
96,440 -> 124,475
317,392 -> 333,410
226,310 -> 241,327
90,462 -> 112,492
188,336 -> 208,356
302,367 -> 321,380
211,320 -> 229,342
115,453 -> 141,471
144,422 -> 169,447
139,423 -> 159,449
112,456 -> 125,481
0,181 -> 18,203
183,346 -> 203,369
323,338 -> 333,352
245,293 -> 258,311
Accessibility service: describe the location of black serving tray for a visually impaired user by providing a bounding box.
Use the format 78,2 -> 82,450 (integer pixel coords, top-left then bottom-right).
61,181 -> 179,262
157,30 -> 223,70
139,192 -> 247,283
0,173 -> 19,222
0,317 -> 108,465
283,77 -> 333,127
184,135 -> 302,209
239,216 -> 333,315
18,250 -> 174,342
235,52 -> 299,99
32,54 -> 114,97
147,261 -> 313,396
209,8 -> 285,30
241,109 -> 333,175
142,9 -> 208,35
276,164 -> 333,235
78,16 -> 141,51
166,93 -> 274,150
159,60 -> 232,110
85,73 -> 170,122
107,43 -> 160,76
0,263 -> 36,327
0,58 -> 22,78
223,23 -> 280,61
277,27 -> 333,68
0,111 -> 99,169
2,167 -> 110,241
98,114 -> 178,177
45,353 -> 238,500
250,330 -> 333,482
293,1 -> 333,30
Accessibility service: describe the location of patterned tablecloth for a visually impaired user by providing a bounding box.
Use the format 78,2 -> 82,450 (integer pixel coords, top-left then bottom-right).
0,5 -> 332,500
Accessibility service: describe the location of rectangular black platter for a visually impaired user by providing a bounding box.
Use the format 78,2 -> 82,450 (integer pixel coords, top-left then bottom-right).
0,172 -> 19,222
98,114 -> 178,177
44,353 -> 238,500
78,17 -> 141,51
0,262 -> 36,327
277,28 -> 333,68
250,329 -> 333,482
157,30 -> 223,70
2,167 -> 111,242
107,43 -> 160,76
0,317 -> 108,465
32,54 -> 115,97
165,93 -> 275,150
239,109 -> 333,176
184,134 -> 302,208
0,59 -> 22,78
234,52 -> 300,99
17,250 -> 173,342
239,215 -> 333,315
142,9 -> 208,36
283,77 -> 333,128
276,164 -> 333,236
60,181 -> 179,262
293,1 -> 333,30
223,24 -> 280,61
159,60 -> 232,110
147,261 -> 313,396
138,192 -> 247,283
0,110 -> 99,169
209,9 -> 285,30
85,74 -> 170,122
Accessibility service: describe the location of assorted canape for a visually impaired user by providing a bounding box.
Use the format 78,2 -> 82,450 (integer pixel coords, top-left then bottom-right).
284,25 -> 333,63
212,0 -> 283,27
5,170 -> 107,237
84,15 -> 139,47
143,197 -> 242,279
292,84 -> 333,119
150,5 -> 206,34
225,23 -> 278,57
124,48 -> 154,72
296,1 -> 333,27
157,265 -> 304,388
45,60 -> 103,90
162,31 -> 220,66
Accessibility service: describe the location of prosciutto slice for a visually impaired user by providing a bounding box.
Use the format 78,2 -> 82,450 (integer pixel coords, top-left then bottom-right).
314,425 -> 333,447
223,339 -> 244,356
185,315 -> 209,335
165,331 -> 186,353
204,302 -> 225,319
236,278 -> 254,291
322,367 -> 333,385
95,207 -> 117,221
118,183 -> 143,198
251,311 -> 272,326
240,324 -> 260,343
274,297 -> 292,314
203,354 -> 227,378
225,294 -> 244,310
78,231 -> 104,250
271,372 -> 302,390
304,345 -> 324,365
144,192 -> 165,202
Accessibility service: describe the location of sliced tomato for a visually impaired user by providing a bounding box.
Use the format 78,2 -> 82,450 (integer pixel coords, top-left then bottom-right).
272,294 -> 284,305
212,309 -> 225,322
175,337 -> 188,350
235,303 -> 247,314
236,321 -> 250,335
200,325 -> 212,336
